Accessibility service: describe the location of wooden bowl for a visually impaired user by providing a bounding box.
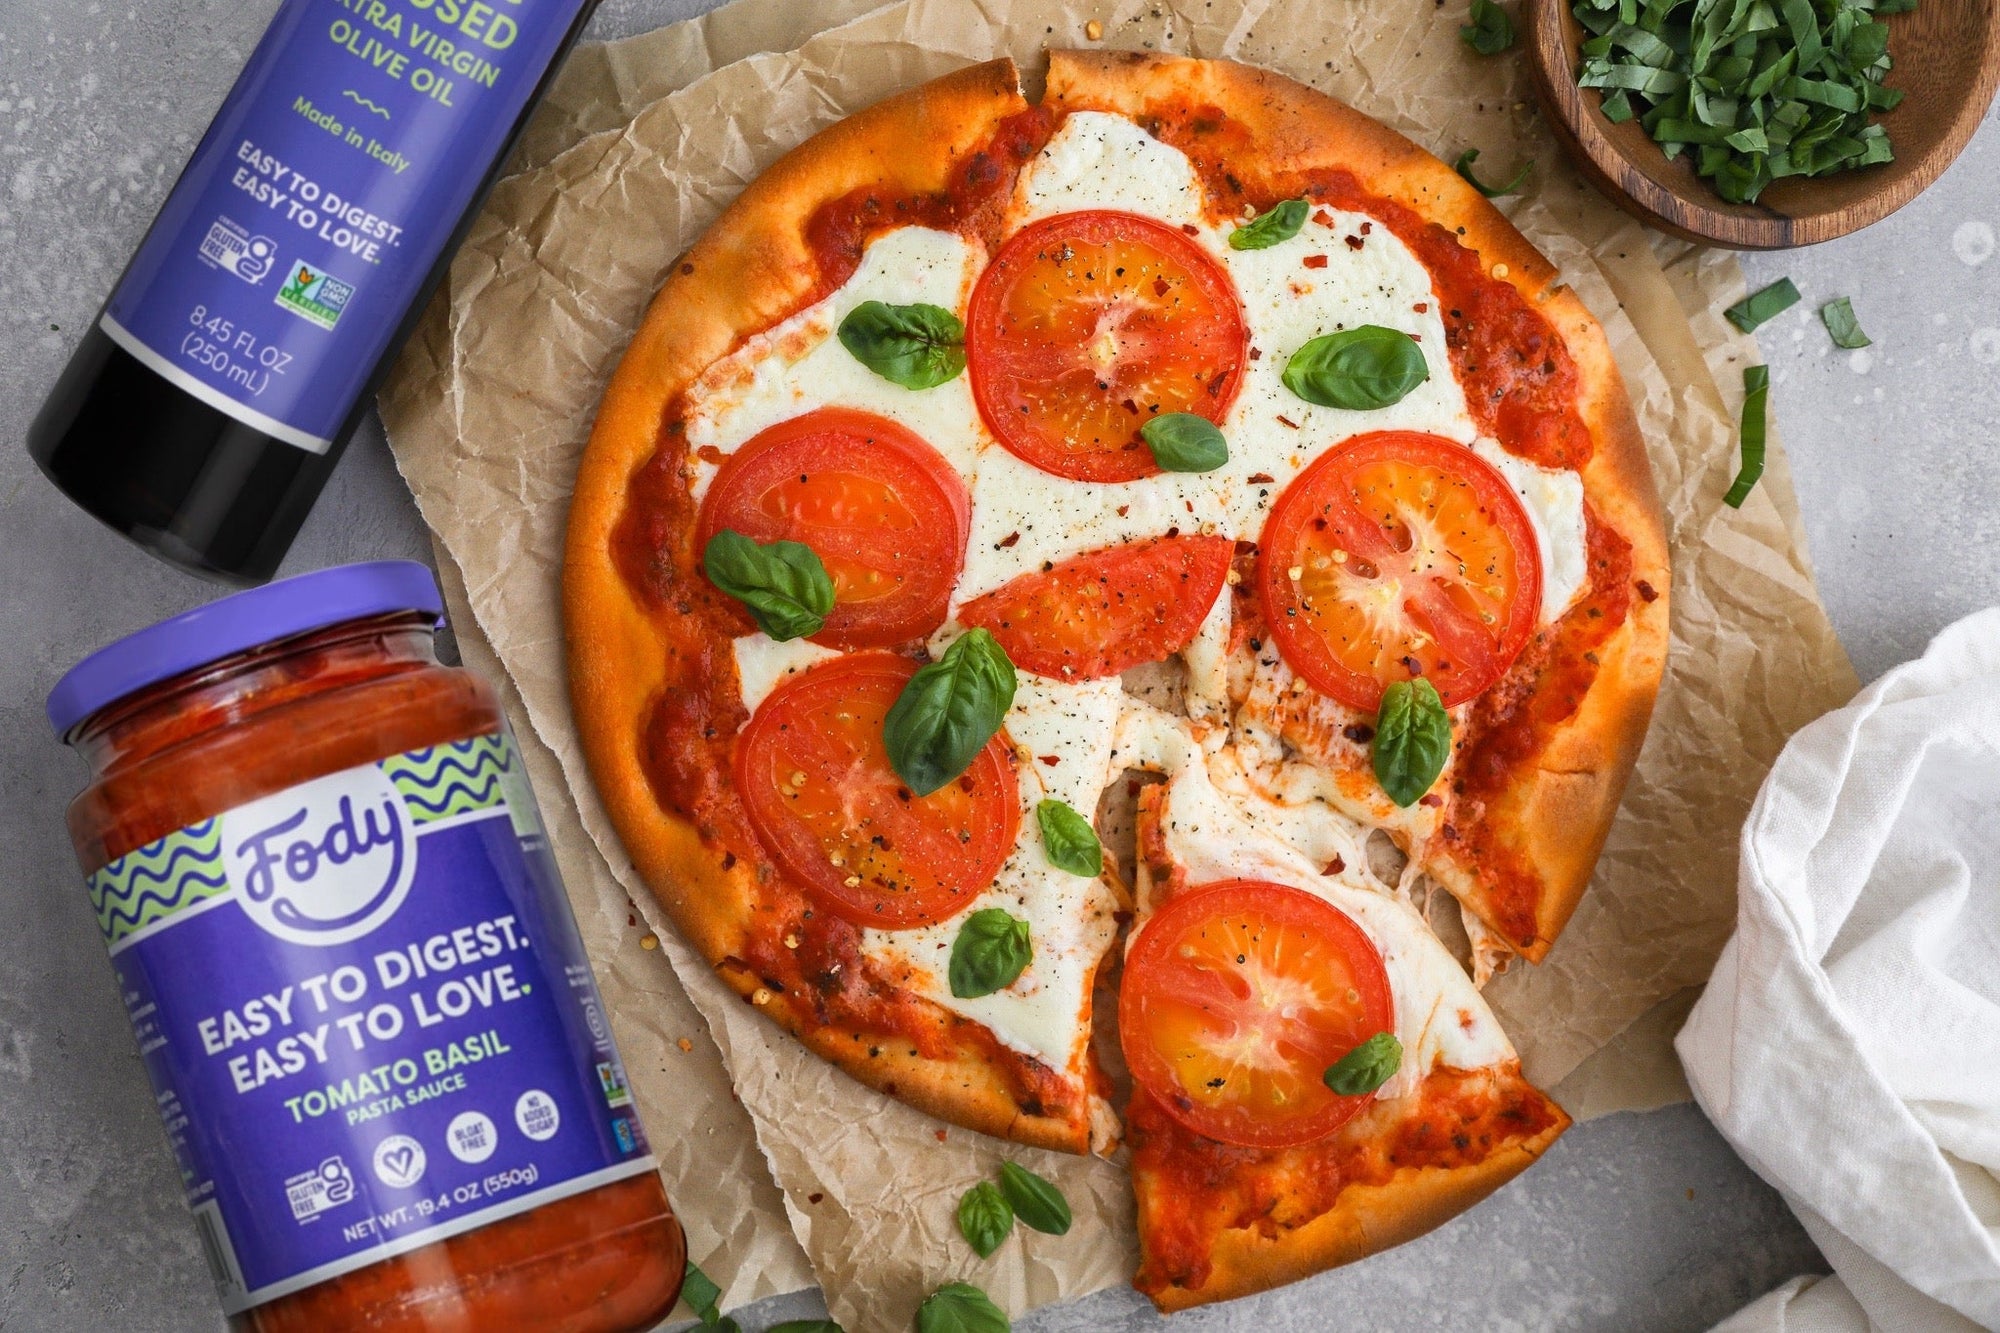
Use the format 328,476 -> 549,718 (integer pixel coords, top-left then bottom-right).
1524,0 -> 2000,249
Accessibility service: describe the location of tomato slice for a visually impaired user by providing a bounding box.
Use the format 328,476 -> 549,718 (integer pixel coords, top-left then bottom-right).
697,408 -> 970,649
1120,879 -> 1396,1149
734,652 -> 1020,929
1256,431 -> 1542,711
957,535 -> 1233,681
967,210 -> 1247,483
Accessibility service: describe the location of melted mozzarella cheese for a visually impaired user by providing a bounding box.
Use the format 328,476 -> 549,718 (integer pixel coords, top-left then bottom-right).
1113,705 -> 1512,1091
733,635 -> 841,713
857,676 -> 1125,1071
1473,437 -> 1589,620
683,226 -> 988,497
1016,110 -> 1207,222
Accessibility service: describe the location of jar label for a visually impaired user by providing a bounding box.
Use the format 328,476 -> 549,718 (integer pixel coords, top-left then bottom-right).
98,0 -> 591,453
91,731 -> 656,1312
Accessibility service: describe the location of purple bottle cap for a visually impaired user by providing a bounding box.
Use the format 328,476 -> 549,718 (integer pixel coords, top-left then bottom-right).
47,560 -> 445,739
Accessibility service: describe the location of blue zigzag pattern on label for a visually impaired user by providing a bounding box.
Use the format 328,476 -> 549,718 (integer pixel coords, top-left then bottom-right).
89,819 -> 228,948
379,732 -> 514,823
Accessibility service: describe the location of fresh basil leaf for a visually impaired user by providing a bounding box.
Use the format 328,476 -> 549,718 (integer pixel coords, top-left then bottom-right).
703,529 -> 835,641
1140,413 -> 1229,472
1724,364 -> 1770,508
681,1260 -> 742,1330
1035,799 -> 1103,877
1227,197 -> 1309,250
1282,326 -> 1430,411
1372,678 -> 1452,807
1453,148 -> 1533,198
917,1281 -> 1010,1333
1724,277 -> 1801,333
836,299 -> 966,389
957,1181 -> 1015,1258
997,1161 -> 1073,1236
1323,1031 -> 1404,1096
1460,0 -> 1515,54
883,629 -> 1017,796
949,908 -> 1032,999
765,1323 -> 845,1333
1819,296 -> 1871,349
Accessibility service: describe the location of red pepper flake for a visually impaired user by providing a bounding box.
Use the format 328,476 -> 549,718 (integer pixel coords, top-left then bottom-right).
997,532 -> 1021,549
1303,254 -> 1329,269
1276,415 -> 1300,430
696,444 -> 727,464
1636,579 -> 1659,602
1234,538 -> 1260,554
680,262 -> 695,275
1181,222 -> 1199,235
934,1129 -> 948,1142
1441,823 -> 1460,842
1153,277 -> 1171,298
1342,723 -> 1375,743
1360,221 -> 1373,236
1401,655 -> 1425,675
1419,793 -> 1444,808
1249,347 -> 1263,360
809,1192 -> 825,1204
1116,504 -> 1131,517
1038,754 -> 1062,767
1246,473 -> 1274,485
1165,525 -> 1181,539
1413,301 -> 1429,314
1312,208 -> 1334,227
1344,234 -> 1365,250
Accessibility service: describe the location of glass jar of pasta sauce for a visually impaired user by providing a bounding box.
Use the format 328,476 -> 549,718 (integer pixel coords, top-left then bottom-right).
47,561 -> 684,1331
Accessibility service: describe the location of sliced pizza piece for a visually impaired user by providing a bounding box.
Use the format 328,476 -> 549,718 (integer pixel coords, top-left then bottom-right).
1112,704 -> 1569,1310
1039,49 -> 1671,960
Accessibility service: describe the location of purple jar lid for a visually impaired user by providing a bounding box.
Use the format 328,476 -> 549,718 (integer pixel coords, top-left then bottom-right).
47,561 -> 446,739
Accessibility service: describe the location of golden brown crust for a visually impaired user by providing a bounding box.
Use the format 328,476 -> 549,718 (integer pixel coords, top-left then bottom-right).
1046,49 -> 1670,962
1139,1068 -> 1572,1312
564,59 -> 1097,1153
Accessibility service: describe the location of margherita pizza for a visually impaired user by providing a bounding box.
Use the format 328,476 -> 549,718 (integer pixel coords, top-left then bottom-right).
565,50 -> 1668,1311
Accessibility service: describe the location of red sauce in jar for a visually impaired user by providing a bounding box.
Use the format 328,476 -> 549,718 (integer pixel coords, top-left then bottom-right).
52,564 -> 685,1331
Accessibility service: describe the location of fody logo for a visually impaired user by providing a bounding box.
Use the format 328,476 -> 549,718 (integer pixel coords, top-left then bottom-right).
222,766 -> 416,946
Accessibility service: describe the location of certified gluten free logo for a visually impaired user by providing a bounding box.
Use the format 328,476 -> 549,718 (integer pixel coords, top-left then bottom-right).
275,260 -> 355,330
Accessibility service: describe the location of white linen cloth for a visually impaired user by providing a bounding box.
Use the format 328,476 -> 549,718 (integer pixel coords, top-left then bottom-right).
1679,609 -> 2000,1333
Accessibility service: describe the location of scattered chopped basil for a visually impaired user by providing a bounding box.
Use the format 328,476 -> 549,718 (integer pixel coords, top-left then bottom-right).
997,1162 -> 1073,1235
1724,364 -> 1770,508
1454,147 -> 1533,197
1036,799 -> 1103,877
917,1281 -> 1010,1333
1460,0 -> 1516,55
1140,412 -> 1229,472
883,629 -> 1017,796
1282,326 -> 1430,411
1820,296 -> 1872,348
1372,678 -> 1452,807
681,1260 -> 743,1332
1323,1031 -> 1404,1096
1725,277 -> 1801,333
948,908 -> 1033,999
957,1181 -> 1014,1258
1227,197 -> 1309,250
836,299 -> 966,389
1571,0 -> 1910,204
702,529 -> 835,641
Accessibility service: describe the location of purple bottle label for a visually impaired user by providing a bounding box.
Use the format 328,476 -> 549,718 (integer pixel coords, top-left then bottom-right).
101,0 -> 590,453
91,731 -> 654,1312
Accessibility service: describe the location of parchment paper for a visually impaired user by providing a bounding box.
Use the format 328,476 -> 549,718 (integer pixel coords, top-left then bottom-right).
381,0 -> 1861,1323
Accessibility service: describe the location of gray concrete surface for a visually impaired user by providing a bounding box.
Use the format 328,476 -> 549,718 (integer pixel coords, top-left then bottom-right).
1,0 -> 1992,1328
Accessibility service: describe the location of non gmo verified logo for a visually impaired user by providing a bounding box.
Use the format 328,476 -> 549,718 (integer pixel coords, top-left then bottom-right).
275,261 -> 355,330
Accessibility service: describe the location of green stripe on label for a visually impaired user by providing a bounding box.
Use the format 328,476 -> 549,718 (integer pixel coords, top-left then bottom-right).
89,819 -> 228,948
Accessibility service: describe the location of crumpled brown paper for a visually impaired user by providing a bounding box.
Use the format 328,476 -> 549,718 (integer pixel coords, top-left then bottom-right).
380,0 -> 1860,1324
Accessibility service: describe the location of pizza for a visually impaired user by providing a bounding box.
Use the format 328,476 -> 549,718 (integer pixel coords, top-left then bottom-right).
564,49 -> 1668,1310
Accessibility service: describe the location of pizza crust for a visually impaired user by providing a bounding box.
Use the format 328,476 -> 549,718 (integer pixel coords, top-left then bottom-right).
1137,1066 -> 1572,1312
1044,49 -> 1671,961
564,58 -> 1102,1153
